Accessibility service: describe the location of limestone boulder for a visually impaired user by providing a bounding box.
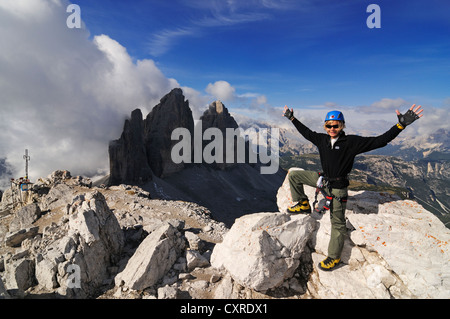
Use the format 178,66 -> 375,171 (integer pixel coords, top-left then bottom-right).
115,222 -> 185,291
8,203 -> 41,232
34,191 -> 124,297
346,193 -> 450,298
4,226 -> 39,247
211,212 -> 316,292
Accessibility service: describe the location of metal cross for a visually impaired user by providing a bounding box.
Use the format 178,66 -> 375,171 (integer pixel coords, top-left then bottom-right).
23,149 -> 30,180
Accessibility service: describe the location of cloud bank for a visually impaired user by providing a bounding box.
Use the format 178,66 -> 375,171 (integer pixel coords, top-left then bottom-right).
0,0 -> 191,187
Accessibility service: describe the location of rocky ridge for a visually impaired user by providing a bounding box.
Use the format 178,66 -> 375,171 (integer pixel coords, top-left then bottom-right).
0,170 -> 228,299
1,168 -> 449,299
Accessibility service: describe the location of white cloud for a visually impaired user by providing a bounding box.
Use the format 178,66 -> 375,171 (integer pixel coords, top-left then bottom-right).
256,95 -> 267,105
205,80 -> 236,102
148,27 -> 197,57
410,105 -> 448,138
148,0 -> 297,56
180,86 -> 210,120
358,98 -> 408,114
0,0 -> 57,22
204,81 -> 282,121
0,0 -> 200,186
92,34 -> 181,114
287,99 -> 447,140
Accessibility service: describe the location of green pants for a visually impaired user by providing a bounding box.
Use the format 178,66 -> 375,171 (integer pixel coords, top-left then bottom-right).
288,170 -> 348,259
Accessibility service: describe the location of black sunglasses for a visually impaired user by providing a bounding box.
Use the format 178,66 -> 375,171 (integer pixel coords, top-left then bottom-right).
325,124 -> 340,129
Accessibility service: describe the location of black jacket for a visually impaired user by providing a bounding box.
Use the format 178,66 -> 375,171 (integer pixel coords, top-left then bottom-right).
291,118 -> 403,188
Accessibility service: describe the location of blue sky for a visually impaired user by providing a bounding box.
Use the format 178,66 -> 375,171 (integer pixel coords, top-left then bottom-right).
0,0 -> 449,182
75,0 -> 450,110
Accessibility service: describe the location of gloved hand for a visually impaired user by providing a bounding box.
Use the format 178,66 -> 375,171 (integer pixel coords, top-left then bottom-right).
397,110 -> 420,127
283,106 -> 294,120
396,104 -> 423,129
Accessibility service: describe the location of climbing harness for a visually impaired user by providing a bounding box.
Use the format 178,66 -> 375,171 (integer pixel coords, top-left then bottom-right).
312,173 -> 348,214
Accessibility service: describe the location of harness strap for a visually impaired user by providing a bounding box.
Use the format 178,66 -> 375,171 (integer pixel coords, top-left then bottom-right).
312,173 -> 348,214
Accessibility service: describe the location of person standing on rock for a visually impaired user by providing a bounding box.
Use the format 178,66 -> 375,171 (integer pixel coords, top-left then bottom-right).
283,104 -> 424,271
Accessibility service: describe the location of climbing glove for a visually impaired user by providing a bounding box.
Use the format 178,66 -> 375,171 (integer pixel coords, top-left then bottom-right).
284,108 -> 294,120
397,109 -> 420,129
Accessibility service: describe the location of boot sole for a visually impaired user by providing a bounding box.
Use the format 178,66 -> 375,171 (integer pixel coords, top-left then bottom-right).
286,209 -> 312,214
318,261 -> 340,271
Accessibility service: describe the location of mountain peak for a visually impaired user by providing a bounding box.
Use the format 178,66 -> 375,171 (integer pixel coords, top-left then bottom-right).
109,88 -> 194,183
210,100 -> 224,114
201,100 -> 238,132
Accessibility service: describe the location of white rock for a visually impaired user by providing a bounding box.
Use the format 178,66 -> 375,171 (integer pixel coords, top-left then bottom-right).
36,191 -> 124,297
35,257 -> 58,290
4,258 -> 35,292
213,274 -> 236,299
186,250 -> 210,271
347,196 -> 450,298
9,203 -> 42,232
276,167 -> 305,213
0,275 -> 10,299
4,226 -> 39,248
309,253 -> 389,299
157,285 -> 179,299
184,231 -> 204,251
115,223 -> 184,291
211,212 -> 316,292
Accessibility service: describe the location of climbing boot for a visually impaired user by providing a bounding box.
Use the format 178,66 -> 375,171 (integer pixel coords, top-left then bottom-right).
318,257 -> 341,271
287,200 -> 311,214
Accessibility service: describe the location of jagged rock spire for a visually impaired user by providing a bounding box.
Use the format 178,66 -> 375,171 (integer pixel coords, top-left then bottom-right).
200,100 -> 239,132
109,88 -> 194,184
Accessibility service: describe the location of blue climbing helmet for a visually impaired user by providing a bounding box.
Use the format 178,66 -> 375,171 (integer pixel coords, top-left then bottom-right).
325,110 -> 345,122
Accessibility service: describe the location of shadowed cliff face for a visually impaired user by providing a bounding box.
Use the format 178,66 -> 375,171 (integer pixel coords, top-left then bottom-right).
143,88 -> 194,178
109,108 -> 152,185
109,88 -> 194,184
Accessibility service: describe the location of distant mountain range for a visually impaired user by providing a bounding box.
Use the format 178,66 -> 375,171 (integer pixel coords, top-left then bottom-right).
280,153 -> 450,227
239,118 -> 450,162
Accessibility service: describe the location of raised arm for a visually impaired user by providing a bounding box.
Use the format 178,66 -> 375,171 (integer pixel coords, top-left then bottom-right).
282,105 -> 322,145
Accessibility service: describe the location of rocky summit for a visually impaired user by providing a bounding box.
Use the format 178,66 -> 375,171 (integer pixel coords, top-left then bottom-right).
1,167 -> 449,299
